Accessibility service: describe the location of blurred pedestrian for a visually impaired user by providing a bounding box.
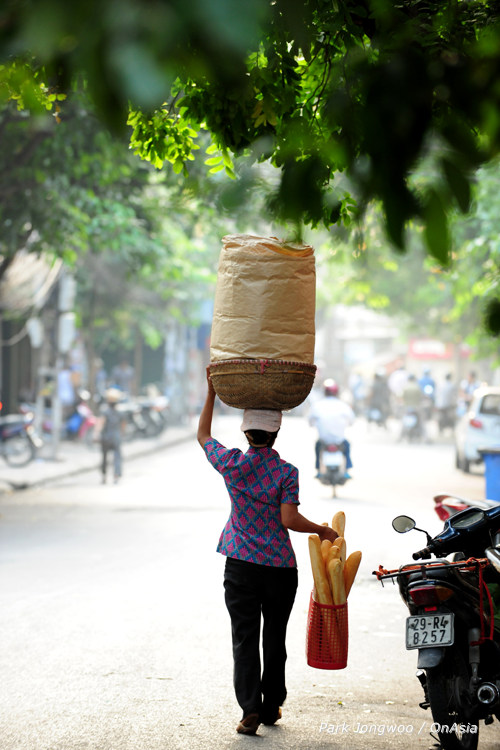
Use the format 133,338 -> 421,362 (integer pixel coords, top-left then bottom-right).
418,367 -> 436,395
458,370 -> 482,414
388,363 -> 409,417
418,368 -> 436,422
435,373 -> 457,433
400,374 -> 427,441
368,371 -> 391,426
402,374 -> 424,409
57,357 -> 77,420
111,358 -> 135,395
99,388 -> 123,484
348,371 -> 367,416
94,358 -> 108,401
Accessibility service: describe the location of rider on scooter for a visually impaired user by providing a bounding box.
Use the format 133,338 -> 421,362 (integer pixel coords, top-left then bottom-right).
309,379 -> 355,478
400,374 -> 426,441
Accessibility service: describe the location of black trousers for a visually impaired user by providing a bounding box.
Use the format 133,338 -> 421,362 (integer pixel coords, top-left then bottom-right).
100,440 -> 122,478
223,557 -> 298,718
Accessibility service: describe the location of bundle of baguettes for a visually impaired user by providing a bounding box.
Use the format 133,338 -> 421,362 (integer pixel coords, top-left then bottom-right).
308,511 -> 362,607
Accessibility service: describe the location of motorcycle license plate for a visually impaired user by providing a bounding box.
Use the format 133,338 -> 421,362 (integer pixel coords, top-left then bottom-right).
405,613 -> 454,650
323,452 -> 343,467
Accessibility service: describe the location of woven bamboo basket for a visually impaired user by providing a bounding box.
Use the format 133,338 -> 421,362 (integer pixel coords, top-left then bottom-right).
209,359 -> 317,411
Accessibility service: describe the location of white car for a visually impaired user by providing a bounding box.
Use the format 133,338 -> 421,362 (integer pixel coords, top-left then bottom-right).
455,386 -> 500,472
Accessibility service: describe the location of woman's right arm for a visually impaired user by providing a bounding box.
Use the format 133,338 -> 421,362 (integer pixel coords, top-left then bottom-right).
197,368 -> 216,447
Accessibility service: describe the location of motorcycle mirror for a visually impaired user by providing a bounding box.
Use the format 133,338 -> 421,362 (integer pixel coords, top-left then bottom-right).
392,515 -> 416,534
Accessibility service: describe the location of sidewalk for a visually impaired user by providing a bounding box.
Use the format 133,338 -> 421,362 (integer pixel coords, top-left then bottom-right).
0,421 -> 197,492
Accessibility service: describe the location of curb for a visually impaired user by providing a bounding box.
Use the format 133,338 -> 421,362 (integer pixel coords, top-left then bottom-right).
0,427 -> 197,493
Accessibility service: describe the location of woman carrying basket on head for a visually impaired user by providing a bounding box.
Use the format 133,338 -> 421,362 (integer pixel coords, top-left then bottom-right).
197,368 -> 339,736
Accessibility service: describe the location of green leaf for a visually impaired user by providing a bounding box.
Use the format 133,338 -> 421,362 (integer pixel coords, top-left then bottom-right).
484,298 -> 500,337
205,156 -> 223,166
441,158 -> 471,214
423,190 -> 450,266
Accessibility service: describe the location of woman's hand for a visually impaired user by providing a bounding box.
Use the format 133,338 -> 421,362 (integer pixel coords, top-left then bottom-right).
281,504 -> 340,540
206,366 -> 216,396
317,525 -> 339,543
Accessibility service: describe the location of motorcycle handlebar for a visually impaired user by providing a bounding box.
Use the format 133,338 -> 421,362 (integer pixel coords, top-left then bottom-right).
412,547 -> 433,560
409,504 -> 500,561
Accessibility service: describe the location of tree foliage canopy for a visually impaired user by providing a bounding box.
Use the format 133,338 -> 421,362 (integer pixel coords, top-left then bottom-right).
3,0 -> 500,262
3,0 -> 500,349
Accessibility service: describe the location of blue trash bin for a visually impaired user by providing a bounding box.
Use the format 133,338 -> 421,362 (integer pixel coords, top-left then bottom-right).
479,447 -> 500,502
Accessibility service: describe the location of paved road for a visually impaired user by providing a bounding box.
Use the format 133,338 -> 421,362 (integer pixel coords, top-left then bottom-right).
0,414 -> 498,750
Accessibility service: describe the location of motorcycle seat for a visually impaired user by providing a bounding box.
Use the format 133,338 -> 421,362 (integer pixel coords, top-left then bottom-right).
0,414 -> 27,426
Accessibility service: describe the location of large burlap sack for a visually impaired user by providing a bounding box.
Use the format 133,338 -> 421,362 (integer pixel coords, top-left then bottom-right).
210,234 -> 316,363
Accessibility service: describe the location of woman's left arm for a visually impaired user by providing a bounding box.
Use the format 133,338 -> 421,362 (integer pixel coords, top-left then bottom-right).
281,503 -> 340,543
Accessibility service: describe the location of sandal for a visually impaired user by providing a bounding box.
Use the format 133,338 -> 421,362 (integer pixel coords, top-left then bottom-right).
236,713 -> 260,735
261,707 -> 282,726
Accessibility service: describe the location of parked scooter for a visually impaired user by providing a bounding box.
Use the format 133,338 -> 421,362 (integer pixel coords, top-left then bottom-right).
0,403 -> 42,466
136,394 -> 169,437
116,399 -> 149,441
65,390 -> 98,447
434,493 -> 499,522
374,503 -> 500,750
316,441 -> 348,497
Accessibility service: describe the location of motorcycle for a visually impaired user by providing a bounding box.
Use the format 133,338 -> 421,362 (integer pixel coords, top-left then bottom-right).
434,493 -> 499,522
437,405 -> 457,434
422,383 -> 436,422
401,407 -> 424,442
374,503 -> 500,750
116,399 -> 149,441
136,394 -> 169,437
0,406 -> 43,467
65,390 -> 98,447
366,405 -> 387,428
317,441 -> 348,497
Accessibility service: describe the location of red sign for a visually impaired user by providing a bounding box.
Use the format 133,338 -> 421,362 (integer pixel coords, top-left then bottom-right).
408,339 -> 453,360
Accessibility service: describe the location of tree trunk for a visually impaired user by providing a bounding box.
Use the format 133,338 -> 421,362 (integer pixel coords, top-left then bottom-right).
133,331 -> 142,396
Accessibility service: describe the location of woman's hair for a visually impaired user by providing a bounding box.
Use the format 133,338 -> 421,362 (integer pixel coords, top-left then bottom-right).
244,429 -> 278,448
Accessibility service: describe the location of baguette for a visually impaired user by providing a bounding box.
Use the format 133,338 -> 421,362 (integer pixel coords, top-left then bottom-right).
332,536 -> 346,564
308,535 -> 333,605
326,544 -> 341,565
331,511 -> 345,538
344,551 -> 362,597
327,558 -> 347,605
320,539 -> 333,563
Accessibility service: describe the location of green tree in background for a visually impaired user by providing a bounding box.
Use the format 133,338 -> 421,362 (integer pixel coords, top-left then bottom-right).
0,86 -> 272,387
313,156 -> 500,358
4,0 -> 500,262
2,0 -> 500,347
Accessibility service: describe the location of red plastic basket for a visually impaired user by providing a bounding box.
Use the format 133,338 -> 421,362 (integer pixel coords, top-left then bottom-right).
306,592 -> 348,670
